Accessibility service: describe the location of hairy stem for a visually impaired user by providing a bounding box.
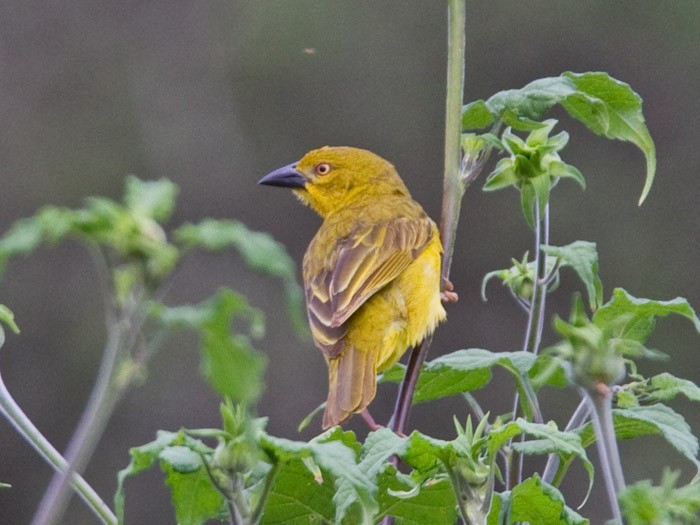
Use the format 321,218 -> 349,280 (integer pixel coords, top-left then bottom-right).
445,462 -> 472,525
389,0 -> 466,437
0,373 -> 116,524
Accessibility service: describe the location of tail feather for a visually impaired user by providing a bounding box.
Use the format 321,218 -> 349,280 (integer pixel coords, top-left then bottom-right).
322,346 -> 376,429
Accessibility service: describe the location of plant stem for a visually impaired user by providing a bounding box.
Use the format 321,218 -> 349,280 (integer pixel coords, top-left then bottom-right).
439,0 -> 468,283
250,462 -> 280,525
389,0 -> 466,437
388,335 -> 433,433
586,385 -> 624,523
510,203 -> 550,487
445,462 -> 472,525
0,373 -> 116,524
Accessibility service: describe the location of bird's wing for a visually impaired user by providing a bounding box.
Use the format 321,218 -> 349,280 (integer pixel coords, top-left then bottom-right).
304,215 -> 435,358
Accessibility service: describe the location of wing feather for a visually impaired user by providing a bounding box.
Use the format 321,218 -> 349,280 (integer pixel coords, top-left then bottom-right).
304,214 -> 435,358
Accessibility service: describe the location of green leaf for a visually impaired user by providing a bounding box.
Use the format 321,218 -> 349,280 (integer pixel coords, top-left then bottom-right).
548,160 -> 586,189
261,433 -> 377,524
510,475 -> 589,524
578,404 -> 700,472
483,159 -> 518,191
0,482 -> 10,489
0,207 -> 77,274
462,99 -> 496,129
161,462 -> 227,525
529,354 -> 571,390
562,72 -> 656,205
530,173 -> 551,219
520,182 -> 536,229
0,305 -> 20,349
619,469 -> 700,525
207,310 -> 264,399
486,492 -> 509,525
360,428 -> 408,480
486,76 -> 581,121
175,219 -> 293,278
124,176 -> 178,221
541,241 -> 603,310
154,288 -> 266,404
174,219 -> 307,337
262,458 -> 336,524
159,446 -> 203,473
401,432 -> 451,473
489,419 -> 594,495
376,467 -> 457,525
115,431 -> 210,523
647,373 -> 700,403
481,72 -> 655,205
381,349 -> 539,403
593,288 -> 700,344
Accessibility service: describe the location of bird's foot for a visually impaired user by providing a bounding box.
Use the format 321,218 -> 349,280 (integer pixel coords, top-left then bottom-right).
360,409 -> 385,431
441,277 -> 459,303
362,410 -> 407,437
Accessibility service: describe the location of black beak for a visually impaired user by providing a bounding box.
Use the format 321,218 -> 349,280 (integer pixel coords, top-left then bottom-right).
258,162 -> 306,189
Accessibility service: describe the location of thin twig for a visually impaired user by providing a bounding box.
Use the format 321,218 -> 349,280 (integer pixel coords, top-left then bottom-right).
389,335 -> 433,433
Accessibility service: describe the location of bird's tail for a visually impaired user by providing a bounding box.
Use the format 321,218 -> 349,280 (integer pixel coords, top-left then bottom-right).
322,346 -> 377,429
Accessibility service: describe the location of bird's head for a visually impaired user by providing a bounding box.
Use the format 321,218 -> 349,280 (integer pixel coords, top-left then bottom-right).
258,146 -> 410,217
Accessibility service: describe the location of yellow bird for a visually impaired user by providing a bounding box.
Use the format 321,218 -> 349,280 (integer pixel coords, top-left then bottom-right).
259,147 -> 448,428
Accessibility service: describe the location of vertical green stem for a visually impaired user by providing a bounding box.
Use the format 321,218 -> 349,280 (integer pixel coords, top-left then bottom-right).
439,0 -> 468,283
0,373 -> 116,524
389,0 -> 466,438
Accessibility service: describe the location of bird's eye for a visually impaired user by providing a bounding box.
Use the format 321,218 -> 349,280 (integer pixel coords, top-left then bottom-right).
314,163 -> 332,176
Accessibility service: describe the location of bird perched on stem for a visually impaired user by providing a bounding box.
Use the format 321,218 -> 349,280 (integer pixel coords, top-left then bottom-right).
259,146 -> 451,428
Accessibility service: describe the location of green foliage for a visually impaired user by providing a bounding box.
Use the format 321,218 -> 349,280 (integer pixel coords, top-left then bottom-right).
577,404 -> 700,473
619,470 -> 700,525
541,242 -> 603,311
504,475 -> 589,525
174,219 -> 307,337
152,289 -> 266,404
463,71 -> 655,206
375,468 -> 458,525
483,119 -> 583,227
115,430 -> 228,525
3,67 -> 698,525
0,304 -> 19,349
551,289 -> 700,390
381,349 -> 566,403
482,241 -> 603,311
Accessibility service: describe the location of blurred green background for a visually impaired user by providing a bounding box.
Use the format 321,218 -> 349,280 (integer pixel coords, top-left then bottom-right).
1,1 -> 698,523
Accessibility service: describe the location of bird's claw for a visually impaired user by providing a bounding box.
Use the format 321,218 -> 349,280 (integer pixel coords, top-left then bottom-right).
441,277 -> 459,303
